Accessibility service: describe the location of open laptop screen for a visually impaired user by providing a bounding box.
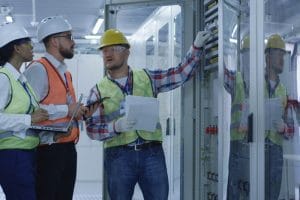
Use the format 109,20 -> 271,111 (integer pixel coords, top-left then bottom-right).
29,94 -> 83,133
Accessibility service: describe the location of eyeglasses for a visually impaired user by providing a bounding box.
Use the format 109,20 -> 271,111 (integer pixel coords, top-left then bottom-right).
53,34 -> 74,41
100,45 -> 127,56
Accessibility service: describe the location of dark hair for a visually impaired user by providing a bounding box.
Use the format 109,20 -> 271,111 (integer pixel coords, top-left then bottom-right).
119,44 -> 130,49
42,35 -> 52,47
0,37 -> 31,66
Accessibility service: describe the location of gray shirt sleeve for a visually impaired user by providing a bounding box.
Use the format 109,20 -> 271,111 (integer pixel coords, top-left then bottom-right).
24,62 -> 48,101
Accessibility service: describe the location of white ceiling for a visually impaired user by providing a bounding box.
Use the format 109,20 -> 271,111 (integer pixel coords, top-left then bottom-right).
0,0 -> 106,37
0,0 -> 159,53
0,0 -> 107,53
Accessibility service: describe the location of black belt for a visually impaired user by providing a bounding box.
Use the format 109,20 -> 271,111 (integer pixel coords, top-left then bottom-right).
123,141 -> 162,151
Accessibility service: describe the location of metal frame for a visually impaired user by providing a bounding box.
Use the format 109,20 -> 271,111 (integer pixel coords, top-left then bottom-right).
180,0 -> 200,199
217,1 -> 226,199
194,0 -> 206,199
249,0 -> 265,199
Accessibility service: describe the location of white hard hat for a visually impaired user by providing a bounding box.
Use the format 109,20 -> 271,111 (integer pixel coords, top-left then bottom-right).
37,16 -> 72,42
0,23 -> 30,48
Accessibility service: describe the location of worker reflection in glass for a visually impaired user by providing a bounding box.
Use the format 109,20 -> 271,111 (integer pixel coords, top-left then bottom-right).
84,29 -> 210,200
224,35 -> 251,200
0,23 -> 49,200
264,34 -> 287,200
225,34 -> 288,200
24,16 -> 87,200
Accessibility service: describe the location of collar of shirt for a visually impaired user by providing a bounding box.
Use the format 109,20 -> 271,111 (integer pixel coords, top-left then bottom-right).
107,66 -> 132,80
115,77 -> 128,87
4,62 -> 22,82
3,62 -> 38,108
107,66 -> 133,95
45,52 -> 67,73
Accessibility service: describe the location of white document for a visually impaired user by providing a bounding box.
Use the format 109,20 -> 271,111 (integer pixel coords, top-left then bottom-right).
240,99 -> 249,129
265,97 -> 284,131
13,130 -> 26,139
125,95 -> 159,132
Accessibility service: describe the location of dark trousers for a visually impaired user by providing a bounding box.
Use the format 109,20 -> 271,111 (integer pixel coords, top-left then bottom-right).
36,142 -> 77,200
0,149 -> 37,200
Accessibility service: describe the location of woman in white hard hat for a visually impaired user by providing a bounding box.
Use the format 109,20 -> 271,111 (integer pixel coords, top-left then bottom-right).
0,23 -> 49,200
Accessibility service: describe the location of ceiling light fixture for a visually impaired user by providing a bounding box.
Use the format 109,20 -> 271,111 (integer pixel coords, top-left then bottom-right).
229,38 -> 237,44
84,35 -> 101,40
92,18 -> 104,34
231,24 -> 237,38
5,14 -> 13,23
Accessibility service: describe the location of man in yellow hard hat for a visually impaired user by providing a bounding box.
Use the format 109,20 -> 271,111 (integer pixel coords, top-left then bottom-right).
264,33 -> 287,200
225,34 -> 287,200
84,28 -> 210,200
224,35 -> 251,200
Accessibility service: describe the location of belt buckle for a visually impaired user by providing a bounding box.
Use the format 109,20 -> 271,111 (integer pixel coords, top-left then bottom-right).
134,144 -> 141,151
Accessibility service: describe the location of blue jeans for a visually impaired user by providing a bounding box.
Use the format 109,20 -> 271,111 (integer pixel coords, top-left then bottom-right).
227,139 -> 283,200
265,138 -> 283,200
0,149 -> 37,200
104,144 -> 169,200
227,140 -> 250,200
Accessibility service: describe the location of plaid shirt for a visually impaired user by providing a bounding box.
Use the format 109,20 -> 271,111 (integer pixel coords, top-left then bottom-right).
86,45 -> 202,141
224,67 -> 236,98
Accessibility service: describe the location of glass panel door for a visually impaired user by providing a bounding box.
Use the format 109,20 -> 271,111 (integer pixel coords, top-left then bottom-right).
105,2 -> 182,199
264,1 -> 300,199
221,0 -> 251,199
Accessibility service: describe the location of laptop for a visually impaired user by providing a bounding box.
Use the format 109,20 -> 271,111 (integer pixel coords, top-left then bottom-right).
29,94 -> 83,133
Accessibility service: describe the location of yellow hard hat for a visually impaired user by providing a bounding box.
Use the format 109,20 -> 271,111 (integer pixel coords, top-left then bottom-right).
99,29 -> 130,49
241,35 -> 250,50
265,34 -> 285,51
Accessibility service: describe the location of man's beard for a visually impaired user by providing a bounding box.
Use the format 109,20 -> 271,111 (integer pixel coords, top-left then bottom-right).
106,64 -> 122,71
105,59 -> 125,71
59,47 -> 74,59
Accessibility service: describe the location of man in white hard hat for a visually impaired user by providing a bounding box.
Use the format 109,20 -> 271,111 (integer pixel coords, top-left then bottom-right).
24,16 -> 87,200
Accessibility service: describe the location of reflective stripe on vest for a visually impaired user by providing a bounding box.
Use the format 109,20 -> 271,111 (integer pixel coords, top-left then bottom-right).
32,57 -> 79,144
98,69 -> 162,148
0,129 -> 38,140
264,81 -> 287,146
230,72 -> 247,141
0,68 -> 39,149
230,73 -> 287,145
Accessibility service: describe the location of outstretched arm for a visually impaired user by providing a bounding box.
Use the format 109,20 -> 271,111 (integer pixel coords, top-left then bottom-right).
147,31 -> 210,95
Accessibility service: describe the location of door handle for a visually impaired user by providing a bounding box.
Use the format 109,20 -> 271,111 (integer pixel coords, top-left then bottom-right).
247,113 -> 253,143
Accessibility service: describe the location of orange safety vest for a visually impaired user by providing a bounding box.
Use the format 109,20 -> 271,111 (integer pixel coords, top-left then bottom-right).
36,57 -> 79,144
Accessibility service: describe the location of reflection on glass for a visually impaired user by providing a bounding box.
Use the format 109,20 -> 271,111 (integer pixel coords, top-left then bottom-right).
264,33 -> 287,200
263,0 -> 300,199
225,35 -> 250,200
223,0 -> 250,199
158,23 -> 169,68
174,13 -> 182,59
146,36 -> 155,69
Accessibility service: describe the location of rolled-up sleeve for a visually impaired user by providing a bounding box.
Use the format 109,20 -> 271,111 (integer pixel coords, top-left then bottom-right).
85,85 -> 118,141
